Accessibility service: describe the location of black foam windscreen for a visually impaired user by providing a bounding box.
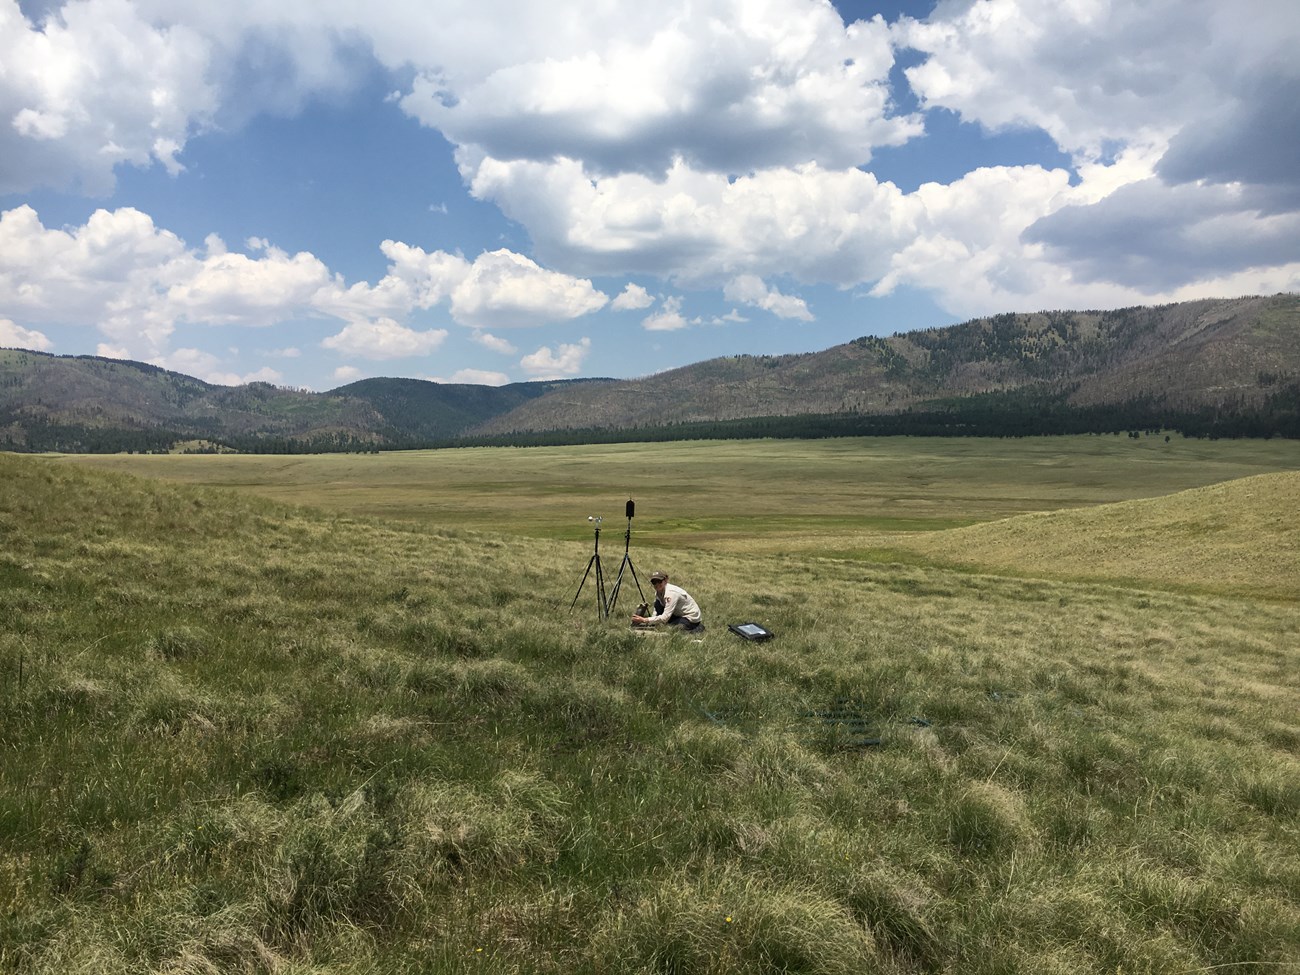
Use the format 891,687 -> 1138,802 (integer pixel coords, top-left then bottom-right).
626,499 -> 635,519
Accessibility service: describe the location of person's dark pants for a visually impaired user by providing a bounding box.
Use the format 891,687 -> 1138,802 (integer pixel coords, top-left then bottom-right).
655,598 -> 703,631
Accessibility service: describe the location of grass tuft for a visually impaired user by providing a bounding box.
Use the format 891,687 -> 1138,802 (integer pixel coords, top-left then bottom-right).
146,627 -> 216,662
943,782 -> 1033,858
592,868 -> 879,975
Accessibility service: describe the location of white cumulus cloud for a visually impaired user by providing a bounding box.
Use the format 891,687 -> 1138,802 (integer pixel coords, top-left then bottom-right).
164,242 -> 337,326
1,0 -> 1297,344
612,283 -> 654,311
0,205 -> 615,371
723,275 -> 813,321
465,156 -> 914,286
472,331 -> 517,354
325,243 -> 608,330
321,318 -> 449,360
0,204 -> 344,352
441,367 -> 510,386
520,337 -> 591,377
397,0 -> 917,176
0,0 -> 218,194
642,295 -> 688,332
895,0 -> 1297,166
150,347 -> 282,386
0,316 -> 51,350
448,249 -> 608,329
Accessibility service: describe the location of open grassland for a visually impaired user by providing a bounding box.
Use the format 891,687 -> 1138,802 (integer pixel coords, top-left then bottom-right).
59,434 -> 1300,555
61,434 -> 1300,599
2,451 -> 1298,974
906,470 -> 1300,601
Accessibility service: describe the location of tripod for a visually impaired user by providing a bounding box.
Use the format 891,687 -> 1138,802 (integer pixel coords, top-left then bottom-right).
606,503 -> 646,615
569,517 -> 609,619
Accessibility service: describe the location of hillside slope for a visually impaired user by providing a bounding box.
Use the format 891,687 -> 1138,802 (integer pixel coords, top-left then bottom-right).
330,375 -> 611,445
0,349 -> 606,451
0,350 -> 382,450
905,469 -> 1300,600
3,293 -> 1297,450
474,293 -> 1300,434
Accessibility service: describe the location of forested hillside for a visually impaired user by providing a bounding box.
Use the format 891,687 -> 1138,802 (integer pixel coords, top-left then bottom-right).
0,350 -> 603,452
472,294 -> 1300,438
2,294 -> 1297,452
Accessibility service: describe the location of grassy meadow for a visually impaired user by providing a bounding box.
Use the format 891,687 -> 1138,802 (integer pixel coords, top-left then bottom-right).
62,432 -> 1300,553
3,438 -> 1299,973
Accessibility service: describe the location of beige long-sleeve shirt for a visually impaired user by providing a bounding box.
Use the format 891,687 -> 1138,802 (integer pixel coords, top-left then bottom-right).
649,583 -> 702,624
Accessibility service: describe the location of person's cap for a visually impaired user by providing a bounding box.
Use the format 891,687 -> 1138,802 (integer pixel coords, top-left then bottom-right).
650,571 -> 668,582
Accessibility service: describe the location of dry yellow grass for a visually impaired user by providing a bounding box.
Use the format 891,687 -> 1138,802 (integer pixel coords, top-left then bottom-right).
903,470 -> 1300,600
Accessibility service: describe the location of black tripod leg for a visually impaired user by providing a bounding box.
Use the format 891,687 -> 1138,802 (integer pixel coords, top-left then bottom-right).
608,557 -> 627,612
595,556 -> 608,619
608,555 -> 646,613
625,559 -> 646,603
570,554 -> 599,612
608,523 -> 640,614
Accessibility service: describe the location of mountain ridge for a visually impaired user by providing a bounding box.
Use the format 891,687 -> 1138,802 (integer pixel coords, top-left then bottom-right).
471,294 -> 1300,435
0,348 -> 609,451
2,293 -> 1297,451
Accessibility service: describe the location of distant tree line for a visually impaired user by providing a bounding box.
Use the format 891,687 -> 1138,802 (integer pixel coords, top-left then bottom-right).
0,415 -> 183,453
440,382 -> 1300,448
3,381 -> 1296,453
213,432 -> 381,454
0,414 -> 381,454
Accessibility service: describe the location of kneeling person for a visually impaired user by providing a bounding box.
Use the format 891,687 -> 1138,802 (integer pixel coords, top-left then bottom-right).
632,571 -> 703,631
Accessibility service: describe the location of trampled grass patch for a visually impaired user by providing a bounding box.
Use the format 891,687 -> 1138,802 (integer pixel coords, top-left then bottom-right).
2,450 -> 1298,973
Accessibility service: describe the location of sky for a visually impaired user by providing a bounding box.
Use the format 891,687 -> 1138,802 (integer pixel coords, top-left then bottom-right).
1,0 -> 1298,390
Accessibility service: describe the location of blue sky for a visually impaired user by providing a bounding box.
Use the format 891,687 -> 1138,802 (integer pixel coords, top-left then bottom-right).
1,0 -> 1297,390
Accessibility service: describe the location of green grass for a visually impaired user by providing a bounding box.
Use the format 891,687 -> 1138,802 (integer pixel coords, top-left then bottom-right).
907,470 -> 1300,600
58,434 -> 1300,551
2,447 -> 1298,973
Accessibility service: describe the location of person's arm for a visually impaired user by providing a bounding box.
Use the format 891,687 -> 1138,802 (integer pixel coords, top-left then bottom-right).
632,597 -> 662,625
647,589 -> 680,623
